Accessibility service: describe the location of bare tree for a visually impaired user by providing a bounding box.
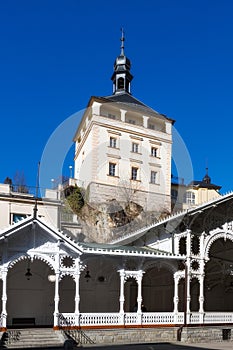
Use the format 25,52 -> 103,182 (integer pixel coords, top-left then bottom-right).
118,178 -> 142,205
13,171 -> 29,193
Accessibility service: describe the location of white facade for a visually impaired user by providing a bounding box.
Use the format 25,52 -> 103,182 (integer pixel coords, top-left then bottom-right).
74,99 -> 173,213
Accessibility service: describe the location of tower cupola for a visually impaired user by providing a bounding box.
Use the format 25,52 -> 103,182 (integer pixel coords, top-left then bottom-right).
202,168 -> 211,184
111,29 -> 133,95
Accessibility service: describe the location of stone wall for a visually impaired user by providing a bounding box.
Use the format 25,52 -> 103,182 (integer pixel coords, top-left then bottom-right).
82,326 -> 233,345
83,327 -> 178,345
180,326 -> 232,343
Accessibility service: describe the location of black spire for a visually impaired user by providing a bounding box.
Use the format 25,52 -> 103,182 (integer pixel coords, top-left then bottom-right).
111,29 -> 133,95
202,167 -> 211,184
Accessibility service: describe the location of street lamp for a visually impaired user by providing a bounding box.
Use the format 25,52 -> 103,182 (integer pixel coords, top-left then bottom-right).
69,166 -> 73,179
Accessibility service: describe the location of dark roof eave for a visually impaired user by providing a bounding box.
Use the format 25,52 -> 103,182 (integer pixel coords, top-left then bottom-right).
80,242 -> 180,259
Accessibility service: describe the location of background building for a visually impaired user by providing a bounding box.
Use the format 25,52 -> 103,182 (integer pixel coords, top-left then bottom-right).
171,169 -> 221,211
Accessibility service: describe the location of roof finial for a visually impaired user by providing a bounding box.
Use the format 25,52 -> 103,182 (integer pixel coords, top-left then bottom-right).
120,27 -> 125,55
33,161 -> 40,219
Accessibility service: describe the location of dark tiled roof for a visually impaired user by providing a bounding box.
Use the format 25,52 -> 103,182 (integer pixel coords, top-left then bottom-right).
105,92 -> 147,107
94,92 -> 175,123
189,180 -> 221,190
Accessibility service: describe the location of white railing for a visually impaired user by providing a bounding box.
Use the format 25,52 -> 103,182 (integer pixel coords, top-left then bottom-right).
80,313 -> 121,327
58,312 -> 233,328
142,312 -> 175,325
59,313 -> 76,327
203,312 -> 233,324
124,313 -> 138,325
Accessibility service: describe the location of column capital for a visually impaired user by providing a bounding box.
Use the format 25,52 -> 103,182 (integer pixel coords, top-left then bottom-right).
118,269 -> 125,277
124,270 -> 145,283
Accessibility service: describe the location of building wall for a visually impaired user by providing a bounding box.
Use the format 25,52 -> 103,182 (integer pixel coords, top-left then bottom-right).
0,184 -> 61,230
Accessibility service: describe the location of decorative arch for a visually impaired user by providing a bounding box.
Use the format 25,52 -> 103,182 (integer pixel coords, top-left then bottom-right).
204,234 -> 233,312
142,262 -> 174,312
6,254 -> 56,327
204,230 -> 233,259
7,253 -> 55,272
144,259 -> 177,274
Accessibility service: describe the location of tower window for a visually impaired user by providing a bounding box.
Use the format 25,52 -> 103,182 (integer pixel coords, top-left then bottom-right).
132,142 -> 139,153
131,167 -> 138,181
150,171 -> 157,184
151,147 -> 157,157
109,137 -> 117,148
117,77 -> 124,89
109,163 -> 116,177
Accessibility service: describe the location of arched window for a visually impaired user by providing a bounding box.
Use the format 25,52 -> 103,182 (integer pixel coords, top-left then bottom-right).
184,191 -> 195,205
117,77 -> 124,89
179,237 -> 187,255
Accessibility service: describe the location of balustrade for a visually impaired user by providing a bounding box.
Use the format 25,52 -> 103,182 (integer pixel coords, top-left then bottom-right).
57,311 -> 233,328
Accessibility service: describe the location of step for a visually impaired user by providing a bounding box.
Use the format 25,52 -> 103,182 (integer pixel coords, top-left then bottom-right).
3,328 -> 65,349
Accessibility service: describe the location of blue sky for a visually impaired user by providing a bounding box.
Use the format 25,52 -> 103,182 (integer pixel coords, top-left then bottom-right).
0,0 -> 233,194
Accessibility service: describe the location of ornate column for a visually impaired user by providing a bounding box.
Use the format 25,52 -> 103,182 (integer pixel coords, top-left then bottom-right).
118,269 -> 125,325
118,269 -> 125,313
199,273 -> 204,322
173,273 -> 179,323
1,268 -> 8,330
124,270 -> 144,325
74,258 -> 81,327
136,271 -> 143,312
198,232 -> 206,323
136,270 -> 144,325
185,229 -> 192,324
53,251 -> 60,329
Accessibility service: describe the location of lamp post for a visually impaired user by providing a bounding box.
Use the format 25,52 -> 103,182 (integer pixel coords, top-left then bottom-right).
69,166 -> 73,179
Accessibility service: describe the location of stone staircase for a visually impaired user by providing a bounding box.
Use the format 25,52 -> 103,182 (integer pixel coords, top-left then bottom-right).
1,328 -> 67,348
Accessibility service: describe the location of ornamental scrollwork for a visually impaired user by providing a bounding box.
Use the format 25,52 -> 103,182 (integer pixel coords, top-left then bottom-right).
204,231 -> 233,259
